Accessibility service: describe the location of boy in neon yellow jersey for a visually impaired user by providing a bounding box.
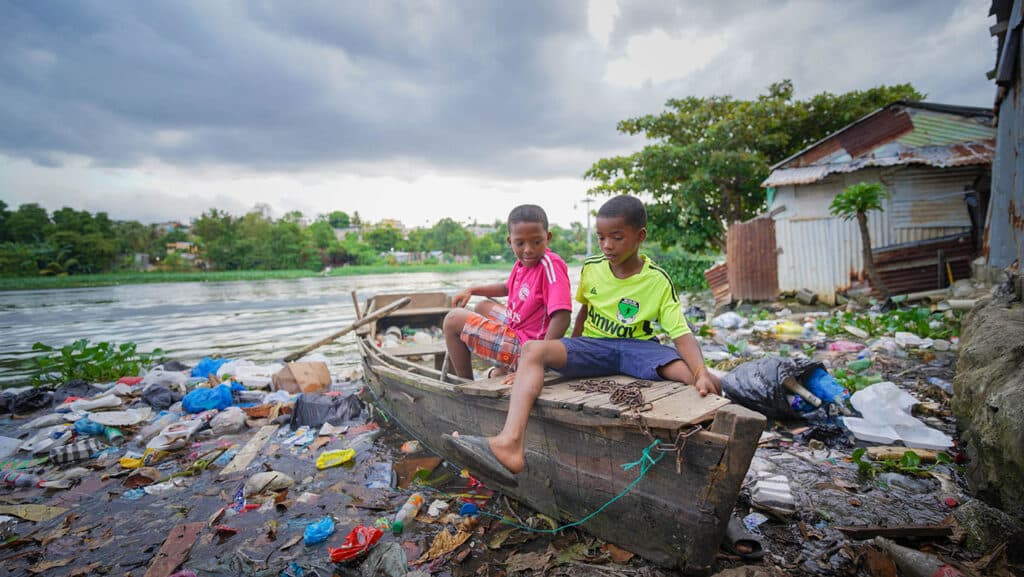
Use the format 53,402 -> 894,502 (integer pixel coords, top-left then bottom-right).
445,195 -> 720,482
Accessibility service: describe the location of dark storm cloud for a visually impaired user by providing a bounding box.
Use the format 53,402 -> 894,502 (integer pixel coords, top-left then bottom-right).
0,0 -> 995,179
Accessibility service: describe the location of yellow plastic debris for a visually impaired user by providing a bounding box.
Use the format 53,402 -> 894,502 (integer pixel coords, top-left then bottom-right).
315,448 -> 355,470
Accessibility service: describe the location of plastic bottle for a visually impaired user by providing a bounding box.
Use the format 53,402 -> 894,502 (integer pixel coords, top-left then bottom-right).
2,471 -> 41,488
103,427 -> 125,446
392,492 -> 425,535
873,537 -> 964,577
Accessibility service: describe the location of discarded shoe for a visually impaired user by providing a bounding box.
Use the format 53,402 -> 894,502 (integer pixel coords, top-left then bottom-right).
721,514 -> 766,560
442,434 -> 517,487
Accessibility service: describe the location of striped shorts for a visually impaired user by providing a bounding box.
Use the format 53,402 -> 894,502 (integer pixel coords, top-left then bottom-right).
459,313 -> 521,369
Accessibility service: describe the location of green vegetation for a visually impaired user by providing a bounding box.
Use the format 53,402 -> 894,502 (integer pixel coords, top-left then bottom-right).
851,447 -> 953,480
585,80 -> 922,252
31,339 -> 163,386
830,182 -> 890,297
816,307 -> 963,339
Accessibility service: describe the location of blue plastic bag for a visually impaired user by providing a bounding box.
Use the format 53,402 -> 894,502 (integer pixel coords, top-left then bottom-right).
190,357 -> 231,378
181,385 -> 233,413
74,417 -> 106,436
304,516 -> 335,546
804,368 -> 849,404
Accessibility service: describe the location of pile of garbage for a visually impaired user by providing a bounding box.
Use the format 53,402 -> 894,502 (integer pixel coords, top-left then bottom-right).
682,293 -> 1024,576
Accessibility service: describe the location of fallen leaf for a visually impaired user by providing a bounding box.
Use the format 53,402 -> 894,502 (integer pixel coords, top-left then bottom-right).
602,543 -> 635,564
488,527 -> 517,549
69,562 -> 102,576
504,550 -> 553,573
417,528 -> 472,562
279,534 -> 303,550
28,558 -> 73,573
554,542 -> 589,565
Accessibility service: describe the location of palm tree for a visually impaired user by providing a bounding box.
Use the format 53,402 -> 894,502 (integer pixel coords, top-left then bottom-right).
830,182 -> 890,298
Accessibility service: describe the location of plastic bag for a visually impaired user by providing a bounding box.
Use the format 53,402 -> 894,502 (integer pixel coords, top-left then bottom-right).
720,357 -> 824,419
316,448 -> 356,470
329,525 -> 383,562
290,393 -> 363,430
210,407 -> 247,436
182,385 -> 233,414
804,368 -> 848,405
191,357 -> 231,378
74,417 -> 106,436
141,368 -> 190,395
712,312 -> 747,329
304,516 -> 336,546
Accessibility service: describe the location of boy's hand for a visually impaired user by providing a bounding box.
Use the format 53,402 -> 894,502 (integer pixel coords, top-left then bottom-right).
694,367 -> 721,397
501,372 -> 516,385
452,289 -> 473,308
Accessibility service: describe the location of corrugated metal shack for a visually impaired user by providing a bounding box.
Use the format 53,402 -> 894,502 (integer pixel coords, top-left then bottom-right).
760,101 -> 995,303
988,0 -> 1024,281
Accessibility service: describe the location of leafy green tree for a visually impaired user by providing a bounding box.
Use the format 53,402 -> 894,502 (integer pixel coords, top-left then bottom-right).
473,234 -> 503,263
830,182 -> 890,298
585,80 -> 923,251
427,218 -> 472,256
364,224 -> 403,253
7,203 -> 51,244
403,228 -> 429,253
192,209 -> 239,270
0,201 -> 10,242
327,211 -> 350,229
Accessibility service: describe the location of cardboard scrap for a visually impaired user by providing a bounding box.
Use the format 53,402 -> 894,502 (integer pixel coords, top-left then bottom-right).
28,558 -> 73,574
272,361 -> 331,393
0,504 -> 68,522
143,522 -> 204,577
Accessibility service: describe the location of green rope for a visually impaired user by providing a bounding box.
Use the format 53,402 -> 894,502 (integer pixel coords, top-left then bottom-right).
480,440 -> 665,534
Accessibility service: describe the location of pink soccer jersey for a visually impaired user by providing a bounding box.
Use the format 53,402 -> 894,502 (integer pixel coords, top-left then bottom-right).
504,249 -> 572,343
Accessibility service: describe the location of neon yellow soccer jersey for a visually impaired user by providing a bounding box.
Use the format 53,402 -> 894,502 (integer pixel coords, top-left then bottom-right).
575,254 -> 690,340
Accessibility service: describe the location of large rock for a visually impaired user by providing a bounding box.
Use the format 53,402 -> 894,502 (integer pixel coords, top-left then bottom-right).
952,295 -> 1024,519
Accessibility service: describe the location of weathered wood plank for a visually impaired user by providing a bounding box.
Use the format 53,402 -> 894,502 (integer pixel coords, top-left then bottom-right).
143,522 -> 204,577
586,380 -> 685,418
457,376 -> 511,397
638,388 -> 730,431
219,425 -> 278,477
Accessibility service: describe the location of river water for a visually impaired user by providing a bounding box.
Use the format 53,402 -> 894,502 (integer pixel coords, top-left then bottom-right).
0,269 -> 583,388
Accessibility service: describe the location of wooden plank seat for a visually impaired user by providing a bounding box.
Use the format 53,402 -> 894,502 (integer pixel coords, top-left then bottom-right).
456,373 -> 730,432
381,342 -> 447,370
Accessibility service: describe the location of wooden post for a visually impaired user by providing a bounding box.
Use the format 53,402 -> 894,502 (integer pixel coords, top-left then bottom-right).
283,297 -> 410,362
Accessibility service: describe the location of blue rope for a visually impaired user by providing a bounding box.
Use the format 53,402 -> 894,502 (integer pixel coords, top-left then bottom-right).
480,440 -> 665,534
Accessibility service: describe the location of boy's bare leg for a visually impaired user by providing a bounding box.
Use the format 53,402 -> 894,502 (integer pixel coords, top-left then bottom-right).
488,340 -> 567,473
473,300 -> 501,318
442,309 -> 475,379
658,360 -> 721,395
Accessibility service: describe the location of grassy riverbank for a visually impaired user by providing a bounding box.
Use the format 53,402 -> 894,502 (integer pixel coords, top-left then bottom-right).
0,263 -> 516,291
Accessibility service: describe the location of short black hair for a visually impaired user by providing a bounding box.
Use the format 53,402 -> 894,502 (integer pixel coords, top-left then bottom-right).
597,195 -> 646,229
507,204 -> 548,231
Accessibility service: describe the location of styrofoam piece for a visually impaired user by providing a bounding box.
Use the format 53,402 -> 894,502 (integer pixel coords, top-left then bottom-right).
843,417 -> 900,444
893,425 -> 953,450
19,412 -> 67,430
87,407 -> 152,427
0,436 -> 21,459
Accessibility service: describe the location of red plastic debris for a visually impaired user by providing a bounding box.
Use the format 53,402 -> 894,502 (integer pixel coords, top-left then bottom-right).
118,376 -> 145,385
328,525 -> 383,563
944,497 -> 959,507
214,525 -> 239,535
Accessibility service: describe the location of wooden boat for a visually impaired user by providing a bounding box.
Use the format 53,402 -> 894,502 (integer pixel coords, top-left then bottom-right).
357,292 -> 765,574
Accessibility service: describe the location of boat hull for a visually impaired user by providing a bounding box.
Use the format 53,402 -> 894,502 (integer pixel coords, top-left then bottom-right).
359,337 -> 765,574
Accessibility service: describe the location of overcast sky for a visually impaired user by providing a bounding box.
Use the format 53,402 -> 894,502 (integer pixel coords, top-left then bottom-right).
0,0 -> 998,228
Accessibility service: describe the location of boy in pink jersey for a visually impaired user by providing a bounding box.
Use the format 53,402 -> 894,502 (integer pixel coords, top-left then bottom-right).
443,205 -> 572,380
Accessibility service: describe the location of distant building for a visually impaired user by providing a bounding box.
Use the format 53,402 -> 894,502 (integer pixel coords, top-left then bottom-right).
468,224 -> 497,237
720,101 -> 995,303
157,221 -> 188,234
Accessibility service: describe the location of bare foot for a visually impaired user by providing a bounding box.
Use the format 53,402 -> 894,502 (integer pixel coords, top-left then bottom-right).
487,435 -> 525,474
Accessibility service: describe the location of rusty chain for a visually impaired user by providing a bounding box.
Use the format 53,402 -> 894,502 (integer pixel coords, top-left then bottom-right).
571,378 -> 702,475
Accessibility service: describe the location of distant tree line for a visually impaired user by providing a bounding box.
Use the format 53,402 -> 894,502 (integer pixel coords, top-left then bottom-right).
0,201 -> 590,276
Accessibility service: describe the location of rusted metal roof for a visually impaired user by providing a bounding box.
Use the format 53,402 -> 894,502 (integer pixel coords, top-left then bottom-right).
872,233 -> 975,296
763,140 -> 995,187
763,102 -> 995,187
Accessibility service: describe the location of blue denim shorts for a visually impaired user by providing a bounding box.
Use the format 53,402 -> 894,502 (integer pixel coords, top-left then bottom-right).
558,337 -> 682,381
